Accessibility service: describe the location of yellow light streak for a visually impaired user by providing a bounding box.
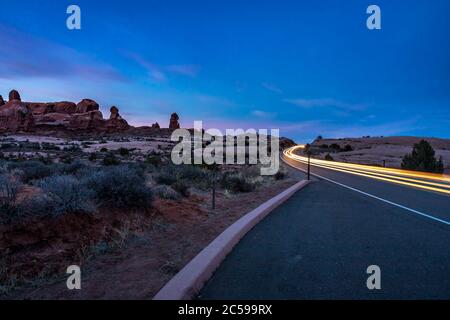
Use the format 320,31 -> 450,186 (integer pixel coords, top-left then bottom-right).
284,146 -> 450,196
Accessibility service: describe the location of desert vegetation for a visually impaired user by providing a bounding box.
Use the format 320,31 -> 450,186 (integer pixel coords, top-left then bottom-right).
0,134 -> 292,298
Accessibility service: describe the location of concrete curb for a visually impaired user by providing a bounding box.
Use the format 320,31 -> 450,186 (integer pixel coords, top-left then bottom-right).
153,180 -> 311,300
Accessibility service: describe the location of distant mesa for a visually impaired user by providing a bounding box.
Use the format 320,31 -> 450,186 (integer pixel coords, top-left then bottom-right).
169,113 -> 180,130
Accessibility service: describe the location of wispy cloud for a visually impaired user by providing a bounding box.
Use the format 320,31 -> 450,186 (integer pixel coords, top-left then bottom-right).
166,65 -> 199,77
262,82 -> 283,94
252,110 -> 276,118
284,98 -> 367,111
126,52 -> 199,82
0,24 -> 126,82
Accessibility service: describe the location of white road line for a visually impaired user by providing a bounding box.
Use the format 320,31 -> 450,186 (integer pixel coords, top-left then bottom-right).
282,157 -> 450,227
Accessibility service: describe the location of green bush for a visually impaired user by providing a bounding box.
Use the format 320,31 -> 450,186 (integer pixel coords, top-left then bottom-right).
401,140 -> 444,173
84,166 -> 153,209
325,154 -> 334,161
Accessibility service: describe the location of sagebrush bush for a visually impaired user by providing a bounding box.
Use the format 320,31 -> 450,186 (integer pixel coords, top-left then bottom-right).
102,153 -> 121,166
8,161 -> 54,183
84,165 -> 153,209
0,174 -> 21,223
35,175 -> 96,216
172,180 -> 190,197
155,165 -> 210,189
153,185 -> 181,200
221,173 -> 256,193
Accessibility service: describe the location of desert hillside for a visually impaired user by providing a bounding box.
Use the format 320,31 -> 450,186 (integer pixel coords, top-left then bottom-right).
311,136 -> 450,172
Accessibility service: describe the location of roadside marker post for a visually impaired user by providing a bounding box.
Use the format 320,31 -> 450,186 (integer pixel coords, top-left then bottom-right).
308,154 -> 311,181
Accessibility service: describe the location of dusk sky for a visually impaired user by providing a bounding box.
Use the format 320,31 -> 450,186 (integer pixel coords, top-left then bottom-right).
0,0 -> 449,142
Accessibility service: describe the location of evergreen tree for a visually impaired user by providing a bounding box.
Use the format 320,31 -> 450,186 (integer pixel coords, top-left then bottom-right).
401,140 -> 444,173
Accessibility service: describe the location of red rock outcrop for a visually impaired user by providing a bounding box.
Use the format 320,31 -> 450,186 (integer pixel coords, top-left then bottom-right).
0,90 -> 131,133
76,99 -> 99,113
169,113 -> 180,130
0,100 -> 34,132
105,106 -> 129,131
0,95 -> 5,106
152,122 -> 160,129
9,90 -> 21,102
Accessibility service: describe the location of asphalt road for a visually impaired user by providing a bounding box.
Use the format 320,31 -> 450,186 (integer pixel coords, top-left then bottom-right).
198,155 -> 450,299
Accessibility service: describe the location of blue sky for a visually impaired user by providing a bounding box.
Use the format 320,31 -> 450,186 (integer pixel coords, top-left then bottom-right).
0,0 -> 449,142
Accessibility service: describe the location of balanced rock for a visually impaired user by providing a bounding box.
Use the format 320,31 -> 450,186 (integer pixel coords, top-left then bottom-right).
106,106 -> 129,131
9,90 -> 21,102
169,113 -> 180,129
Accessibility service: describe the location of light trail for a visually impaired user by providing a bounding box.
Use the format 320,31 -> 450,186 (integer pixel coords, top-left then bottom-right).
284,146 -> 450,196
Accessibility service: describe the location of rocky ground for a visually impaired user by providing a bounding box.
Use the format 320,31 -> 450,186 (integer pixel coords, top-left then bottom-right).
311,136 -> 450,173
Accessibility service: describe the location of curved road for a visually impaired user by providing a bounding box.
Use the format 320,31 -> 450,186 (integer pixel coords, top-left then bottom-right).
199,148 -> 450,299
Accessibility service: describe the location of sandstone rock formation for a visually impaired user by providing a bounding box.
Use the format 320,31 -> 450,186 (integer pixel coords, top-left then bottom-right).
9,90 -> 21,101
0,99 -> 34,132
0,95 -> 4,106
0,90 -> 131,134
76,99 -> 99,113
152,122 -> 160,129
169,113 -> 180,130
105,106 -> 129,131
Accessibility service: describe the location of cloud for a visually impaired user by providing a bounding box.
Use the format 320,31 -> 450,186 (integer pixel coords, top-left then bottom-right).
126,52 -> 199,82
284,98 -> 367,111
262,82 -> 283,94
0,24 -> 126,82
166,65 -> 199,77
252,110 -> 276,118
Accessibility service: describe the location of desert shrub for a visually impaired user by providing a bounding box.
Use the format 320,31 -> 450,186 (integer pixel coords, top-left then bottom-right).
84,166 -> 153,209
100,147 -> 108,152
63,144 -> 82,153
118,148 -> 130,156
155,165 -> 210,189
35,175 -> 96,216
88,153 -> 97,162
146,154 -> 163,167
343,144 -> 353,152
330,143 -> 341,151
153,185 -> 181,200
0,174 -> 21,223
102,153 -> 121,166
274,167 -> 287,180
320,144 -> 329,149
41,142 -> 60,151
172,180 -> 190,197
19,141 -> 41,150
325,154 -> 334,161
221,173 -> 256,193
57,160 -> 88,175
401,140 -> 444,173
8,161 -> 54,183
